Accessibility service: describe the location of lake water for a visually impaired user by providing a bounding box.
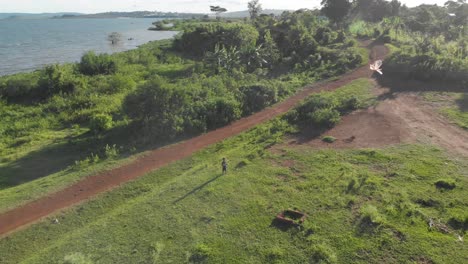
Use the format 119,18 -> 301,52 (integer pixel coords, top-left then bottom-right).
0,18 -> 178,76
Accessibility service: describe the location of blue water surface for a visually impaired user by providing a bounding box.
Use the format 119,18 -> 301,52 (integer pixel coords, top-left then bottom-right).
0,18 -> 177,76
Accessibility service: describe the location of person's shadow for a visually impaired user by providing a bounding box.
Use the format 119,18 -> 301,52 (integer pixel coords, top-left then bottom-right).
173,174 -> 222,204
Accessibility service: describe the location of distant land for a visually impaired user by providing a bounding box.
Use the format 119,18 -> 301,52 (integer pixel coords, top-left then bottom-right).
220,9 -> 289,18
0,9 -> 290,20
0,13 -> 82,20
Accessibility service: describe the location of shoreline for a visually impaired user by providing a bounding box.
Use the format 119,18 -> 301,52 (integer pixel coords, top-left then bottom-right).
0,18 -> 178,77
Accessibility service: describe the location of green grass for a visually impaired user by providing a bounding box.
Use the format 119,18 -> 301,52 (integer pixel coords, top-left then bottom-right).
322,136 -> 337,143
423,92 -> 468,130
1,81 -> 467,264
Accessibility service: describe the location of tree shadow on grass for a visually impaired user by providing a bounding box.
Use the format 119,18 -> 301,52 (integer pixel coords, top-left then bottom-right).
376,73 -> 465,94
173,174 -> 222,204
0,132 -> 100,189
455,93 -> 468,112
0,123 -> 192,190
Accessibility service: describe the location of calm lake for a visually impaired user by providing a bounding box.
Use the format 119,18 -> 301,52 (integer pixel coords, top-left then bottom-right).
0,18 -> 177,76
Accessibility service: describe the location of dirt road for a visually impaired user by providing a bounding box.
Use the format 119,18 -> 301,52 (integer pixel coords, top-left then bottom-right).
287,84 -> 468,158
0,43 -> 394,237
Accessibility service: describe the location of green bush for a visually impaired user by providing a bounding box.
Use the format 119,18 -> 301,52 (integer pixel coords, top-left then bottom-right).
322,136 -> 336,143
309,108 -> 341,128
89,113 -> 113,132
79,51 -> 118,75
204,97 -> 241,130
0,74 -> 39,101
240,83 -> 277,115
174,23 -> 259,57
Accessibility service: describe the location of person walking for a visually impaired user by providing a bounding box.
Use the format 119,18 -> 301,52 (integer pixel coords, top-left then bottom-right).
221,158 -> 227,174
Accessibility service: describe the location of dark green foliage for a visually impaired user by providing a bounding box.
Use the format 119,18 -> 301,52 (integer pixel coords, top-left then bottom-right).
38,64 -> 84,97
174,23 -> 259,57
239,83 -> 277,115
204,98 -> 241,130
353,0 -> 399,22
124,77 -> 188,139
0,73 -> 39,101
309,108 -> 341,128
385,50 -> 468,84
321,0 -> 352,24
89,113 -> 113,133
78,51 -> 118,75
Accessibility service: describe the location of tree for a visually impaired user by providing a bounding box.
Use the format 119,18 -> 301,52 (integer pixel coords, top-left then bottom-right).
248,0 -> 263,20
107,32 -> 122,45
210,5 -> 228,19
321,0 -> 352,24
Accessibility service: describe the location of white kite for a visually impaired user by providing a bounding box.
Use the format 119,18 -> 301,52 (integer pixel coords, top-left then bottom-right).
370,60 -> 383,75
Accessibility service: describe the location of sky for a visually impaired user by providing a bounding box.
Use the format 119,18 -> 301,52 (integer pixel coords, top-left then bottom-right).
0,0 -> 450,14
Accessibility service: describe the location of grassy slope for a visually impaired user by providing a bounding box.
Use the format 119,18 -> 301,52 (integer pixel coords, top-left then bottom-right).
1,79 -> 467,264
423,92 -> 468,130
0,49 -> 369,213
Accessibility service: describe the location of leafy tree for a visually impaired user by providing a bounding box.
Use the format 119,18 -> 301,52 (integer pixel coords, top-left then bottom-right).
38,64 -> 83,96
123,77 -> 188,139
79,51 -> 118,75
205,44 -> 241,73
248,0 -> 263,20
353,0 -> 395,22
210,5 -> 227,19
204,97 -> 241,129
240,84 -> 277,115
107,32 -> 122,45
174,23 -> 258,57
259,30 -> 280,68
89,113 -> 113,133
321,0 -> 352,24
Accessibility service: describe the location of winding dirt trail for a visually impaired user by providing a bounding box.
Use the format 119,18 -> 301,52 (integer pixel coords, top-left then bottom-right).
0,43 -> 387,237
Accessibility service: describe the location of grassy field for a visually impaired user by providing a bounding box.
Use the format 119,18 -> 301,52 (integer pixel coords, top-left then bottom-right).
423,92 -> 468,130
1,80 -> 467,264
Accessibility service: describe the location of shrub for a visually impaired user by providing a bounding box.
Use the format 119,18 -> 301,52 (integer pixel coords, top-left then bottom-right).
79,51 -> 118,75
240,83 -> 277,115
174,23 -> 259,57
38,64 -> 84,97
104,144 -> 119,159
434,179 -> 456,190
309,108 -> 341,128
322,136 -> 336,143
1,74 -> 39,101
89,113 -> 113,132
338,96 -> 360,114
204,97 -> 241,130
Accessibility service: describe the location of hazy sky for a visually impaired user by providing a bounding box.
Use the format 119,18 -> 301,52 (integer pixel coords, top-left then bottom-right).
0,0 -> 449,14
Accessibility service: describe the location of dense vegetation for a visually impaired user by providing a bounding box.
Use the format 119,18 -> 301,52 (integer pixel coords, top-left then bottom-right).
1,1 -> 467,263
1,80 -> 467,263
347,1 -> 467,85
0,9 -> 366,191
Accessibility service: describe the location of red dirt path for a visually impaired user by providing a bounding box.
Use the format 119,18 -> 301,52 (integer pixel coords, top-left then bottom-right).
0,43 -> 386,237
